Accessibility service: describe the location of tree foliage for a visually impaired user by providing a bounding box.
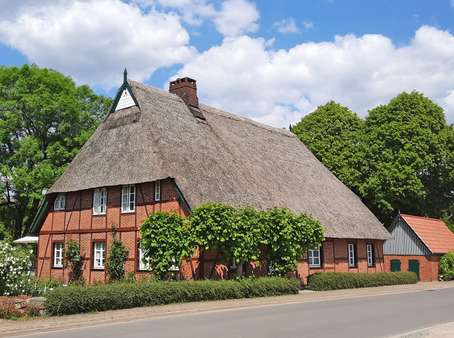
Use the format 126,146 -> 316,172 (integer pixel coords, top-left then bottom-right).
292,93 -> 454,224
140,212 -> 190,280
439,252 -> 454,281
65,240 -> 84,284
0,65 -> 111,238
140,204 -> 324,279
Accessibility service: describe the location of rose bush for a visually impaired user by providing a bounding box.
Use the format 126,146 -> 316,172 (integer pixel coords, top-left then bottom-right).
0,241 -> 33,296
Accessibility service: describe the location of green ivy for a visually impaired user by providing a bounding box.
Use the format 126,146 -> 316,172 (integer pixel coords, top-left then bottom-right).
65,240 -> 84,284
106,227 -> 129,281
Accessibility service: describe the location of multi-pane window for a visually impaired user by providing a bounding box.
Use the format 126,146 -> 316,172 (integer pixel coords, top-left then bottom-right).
93,242 -> 105,269
54,194 -> 66,211
154,180 -> 161,202
366,243 -> 374,267
348,243 -> 356,267
308,248 -> 321,268
93,188 -> 107,215
53,242 -> 64,268
138,246 -> 151,271
121,185 -> 135,213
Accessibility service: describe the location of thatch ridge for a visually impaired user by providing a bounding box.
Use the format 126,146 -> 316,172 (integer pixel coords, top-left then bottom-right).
49,79 -> 390,240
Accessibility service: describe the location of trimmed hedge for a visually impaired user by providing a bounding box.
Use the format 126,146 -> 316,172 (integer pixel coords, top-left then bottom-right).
44,277 -> 299,316
307,272 -> 418,291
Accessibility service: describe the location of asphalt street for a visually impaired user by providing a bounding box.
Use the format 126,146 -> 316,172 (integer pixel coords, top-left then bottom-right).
18,288 -> 454,338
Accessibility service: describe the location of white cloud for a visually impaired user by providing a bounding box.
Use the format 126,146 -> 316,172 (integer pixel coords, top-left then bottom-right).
175,26 -> 454,127
213,0 -> 259,37
0,0 -> 196,88
274,18 -> 300,34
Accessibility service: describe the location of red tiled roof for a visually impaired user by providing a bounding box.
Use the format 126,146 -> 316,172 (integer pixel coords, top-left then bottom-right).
401,214 -> 454,254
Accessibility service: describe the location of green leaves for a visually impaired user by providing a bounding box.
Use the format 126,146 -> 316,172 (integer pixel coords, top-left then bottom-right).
0,65 -> 112,238
106,228 -> 129,281
140,203 -> 324,280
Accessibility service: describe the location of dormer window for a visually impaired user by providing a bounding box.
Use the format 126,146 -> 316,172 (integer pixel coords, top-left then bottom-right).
121,185 -> 135,213
54,194 -> 66,211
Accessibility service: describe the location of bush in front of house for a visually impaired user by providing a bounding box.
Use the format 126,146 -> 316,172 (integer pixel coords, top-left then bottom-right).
306,272 -> 418,291
439,252 -> 454,281
0,241 -> 33,296
44,277 -> 300,316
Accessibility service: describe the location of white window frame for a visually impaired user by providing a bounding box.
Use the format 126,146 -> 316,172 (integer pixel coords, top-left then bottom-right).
348,243 -> 356,267
54,193 -> 66,211
169,257 -> 179,272
154,180 -> 161,202
366,243 -> 374,267
93,242 -> 105,270
308,248 -> 321,268
93,188 -> 107,215
121,185 -> 135,213
138,246 -> 151,271
53,242 -> 64,268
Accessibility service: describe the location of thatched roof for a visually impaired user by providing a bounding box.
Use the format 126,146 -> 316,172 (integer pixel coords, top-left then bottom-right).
49,80 -> 390,240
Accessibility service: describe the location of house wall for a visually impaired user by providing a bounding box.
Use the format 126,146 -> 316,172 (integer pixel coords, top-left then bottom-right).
37,179 -> 188,283
384,255 -> 440,282
296,239 -> 385,284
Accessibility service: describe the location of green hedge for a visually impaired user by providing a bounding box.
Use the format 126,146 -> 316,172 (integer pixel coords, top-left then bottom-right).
307,272 -> 418,291
44,277 -> 299,316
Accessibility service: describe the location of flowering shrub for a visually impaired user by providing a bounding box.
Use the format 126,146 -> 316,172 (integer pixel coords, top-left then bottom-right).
0,241 -> 33,296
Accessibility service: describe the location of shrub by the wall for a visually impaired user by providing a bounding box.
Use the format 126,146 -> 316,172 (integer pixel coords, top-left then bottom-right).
44,277 -> 299,316
439,252 -> 454,281
307,272 -> 417,291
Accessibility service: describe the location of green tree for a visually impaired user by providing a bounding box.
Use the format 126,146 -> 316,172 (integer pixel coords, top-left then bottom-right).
292,101 -> 364,190
65,240 -> 84,284
140,212 -> 189,280
0,65 -> 111,238
360,92 -> 453,222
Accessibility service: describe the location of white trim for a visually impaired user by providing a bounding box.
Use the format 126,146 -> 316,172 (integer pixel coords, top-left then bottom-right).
93,188 -> 107,215
53,243 -> 64,268
308,248 -> 321,268
154,180 -> 161,202
115,88 -> 136,111
13,236 -> 39,244
348,243 -> 356,267
138,246 -> 151,271
54,194 -> 65,211
366,243 -> 374,267
121,185 -> 135,213
93,242 -> 105,269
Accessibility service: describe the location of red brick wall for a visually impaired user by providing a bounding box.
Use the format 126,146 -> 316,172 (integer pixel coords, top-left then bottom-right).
297,239 -> 386,284
384,255 -> 440,282
37,179 -> 188,283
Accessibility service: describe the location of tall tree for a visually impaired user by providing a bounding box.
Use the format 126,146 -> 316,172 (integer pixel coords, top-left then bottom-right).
0,65 -> 111,238
292,101 -> 364,191
360,92 -> 452,223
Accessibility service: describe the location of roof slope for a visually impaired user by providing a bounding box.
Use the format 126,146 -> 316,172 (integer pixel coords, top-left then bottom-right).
49,80 -> 389,239
401,214 -> 454,254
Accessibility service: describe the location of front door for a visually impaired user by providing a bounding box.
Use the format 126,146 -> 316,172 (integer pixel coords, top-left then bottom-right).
408,259 -> 420,280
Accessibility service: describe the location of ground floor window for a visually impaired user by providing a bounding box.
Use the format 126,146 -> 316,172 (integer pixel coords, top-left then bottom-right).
366,243 -> 374,267
53,242 -> 64,268
308,248 -> 321,268
348,243 -> 356,267
93,242 -> 105,269
138,245 -> 151,271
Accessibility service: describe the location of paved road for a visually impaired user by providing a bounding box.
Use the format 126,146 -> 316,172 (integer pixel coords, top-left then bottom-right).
18,288 -> 454,338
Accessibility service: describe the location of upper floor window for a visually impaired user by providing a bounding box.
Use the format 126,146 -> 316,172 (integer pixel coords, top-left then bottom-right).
53,242 -> 64,268
93,242 -> 105,269
121,185 -> 135,213
54,194 -> 66,211
366,243 -> 375,267
348,243 -> 356,268
308,248 -> 321,268
93,188 -> 107,215
154,180 -> 161,202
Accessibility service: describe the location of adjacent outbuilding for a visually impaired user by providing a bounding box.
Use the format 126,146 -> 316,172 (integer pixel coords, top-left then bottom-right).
384,213 -> 454,281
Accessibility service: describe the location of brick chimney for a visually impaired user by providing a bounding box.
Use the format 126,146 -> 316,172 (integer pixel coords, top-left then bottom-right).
169,77 -> 199,108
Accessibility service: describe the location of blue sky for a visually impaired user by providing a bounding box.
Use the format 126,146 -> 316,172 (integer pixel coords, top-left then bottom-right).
1,0 -> 454,126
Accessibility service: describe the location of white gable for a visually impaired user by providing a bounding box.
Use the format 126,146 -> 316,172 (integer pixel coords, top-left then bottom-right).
115,88 -> 136,111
